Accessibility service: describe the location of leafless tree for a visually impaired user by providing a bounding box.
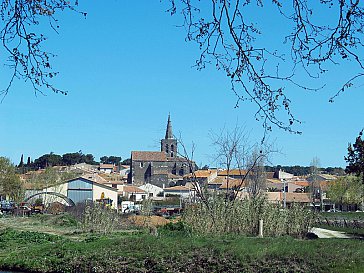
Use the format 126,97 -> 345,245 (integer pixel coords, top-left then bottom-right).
167,0 -> 364,134
0,1 -> 85,99
246,149 -> 267,199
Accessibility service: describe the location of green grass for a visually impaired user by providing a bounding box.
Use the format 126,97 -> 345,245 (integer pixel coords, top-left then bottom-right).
319,212 -> 364,221
0,227 -> 363,273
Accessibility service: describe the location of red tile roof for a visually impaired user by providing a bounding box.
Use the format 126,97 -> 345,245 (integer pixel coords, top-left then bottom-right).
131,151 -> 167,161
218,169 -> 248,176
164,186 -> 192,192
185,170 -> 217,178
122,186 -> 146,193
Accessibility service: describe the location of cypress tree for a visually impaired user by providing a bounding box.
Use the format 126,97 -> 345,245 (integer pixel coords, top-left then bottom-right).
18,154 -> 24,168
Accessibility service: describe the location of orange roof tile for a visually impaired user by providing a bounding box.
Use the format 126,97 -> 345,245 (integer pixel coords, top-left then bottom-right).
185,169 -> 217,178
219,178 -> 246,189
164,186 -> 192,191
218,169 -> 248,176
131,151 -> 167,161
122,186 -> 146,193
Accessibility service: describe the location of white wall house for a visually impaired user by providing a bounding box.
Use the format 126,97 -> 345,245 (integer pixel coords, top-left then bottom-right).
119,185 -> 147,202
99,164 -> 115,174
138,183 -> 163,199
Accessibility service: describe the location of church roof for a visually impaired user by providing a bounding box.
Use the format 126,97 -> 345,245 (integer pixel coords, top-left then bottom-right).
165,114 -> 173,139
131,151 -> 167,161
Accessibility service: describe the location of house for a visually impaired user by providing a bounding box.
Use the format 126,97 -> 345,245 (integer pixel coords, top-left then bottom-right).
119,185 -> 147,202
138,183 -> 163,199
24,177 -> 119,209
266,192 -> 311,206
99,163 -> 115,174
184,169 -> 218,185
129,115 -> 196,187
217,169 -> 248,179
163,185 -> 195,199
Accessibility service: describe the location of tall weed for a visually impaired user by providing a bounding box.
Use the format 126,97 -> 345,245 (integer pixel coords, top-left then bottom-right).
183,195 -> 314,237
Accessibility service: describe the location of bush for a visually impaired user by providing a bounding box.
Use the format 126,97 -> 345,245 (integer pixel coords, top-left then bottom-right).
183,195 -> 314,238
160,221 -> 192,236
67,202 -> 133,233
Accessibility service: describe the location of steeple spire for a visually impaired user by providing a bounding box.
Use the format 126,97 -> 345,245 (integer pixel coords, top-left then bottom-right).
165,113 -> 173,139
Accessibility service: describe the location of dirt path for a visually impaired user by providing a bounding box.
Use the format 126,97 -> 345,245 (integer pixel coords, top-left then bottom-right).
310,227 -> 352,238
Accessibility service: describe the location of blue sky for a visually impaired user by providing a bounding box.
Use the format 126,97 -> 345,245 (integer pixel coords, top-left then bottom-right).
0,1 -> 363,168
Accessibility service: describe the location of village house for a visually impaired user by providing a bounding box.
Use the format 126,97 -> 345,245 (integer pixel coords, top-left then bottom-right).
138,183 -> 164,199
99,163 -> 115,174
119,185 -> 147,202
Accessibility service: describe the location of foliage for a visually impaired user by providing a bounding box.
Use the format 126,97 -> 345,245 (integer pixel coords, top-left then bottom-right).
168,1 -> 364,133
62,151 -> 96,165
265,165 -> 345,176
183,195 -> 314,238
29,151 -> 97,169
33,152 -> 63,168
0,157 -> 24,202
120,158 -> 131,165
326,176 -> 364,206
0,0 -> 85,98
68,202 -> 126,234
345,129 -> 364,183
159,221 -> 192,236
100,156 -> 122,165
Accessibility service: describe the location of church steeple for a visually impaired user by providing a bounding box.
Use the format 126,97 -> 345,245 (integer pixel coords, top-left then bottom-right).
161,114 -> 177,157
165,113 -> 173,139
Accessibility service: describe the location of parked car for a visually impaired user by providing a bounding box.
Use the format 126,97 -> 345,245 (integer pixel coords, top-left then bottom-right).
327,208 -> 341,212
0,200 -> 16,213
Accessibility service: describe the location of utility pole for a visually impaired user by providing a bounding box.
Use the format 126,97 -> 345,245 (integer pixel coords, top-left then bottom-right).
281,178 -> 286,209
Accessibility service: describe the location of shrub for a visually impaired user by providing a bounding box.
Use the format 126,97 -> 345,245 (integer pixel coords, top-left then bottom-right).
183,195 -> 314,238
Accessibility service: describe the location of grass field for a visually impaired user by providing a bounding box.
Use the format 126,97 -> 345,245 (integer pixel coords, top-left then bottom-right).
319,212 -> 364,221
0,214 -> 363,273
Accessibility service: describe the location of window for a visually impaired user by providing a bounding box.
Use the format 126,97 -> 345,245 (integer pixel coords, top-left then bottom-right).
140,162 -> 144,168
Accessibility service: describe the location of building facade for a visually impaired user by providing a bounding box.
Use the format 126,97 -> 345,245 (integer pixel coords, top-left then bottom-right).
129,115 -> 195,188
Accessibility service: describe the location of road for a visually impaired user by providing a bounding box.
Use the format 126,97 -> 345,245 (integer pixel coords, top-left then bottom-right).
310,227 -> 352,238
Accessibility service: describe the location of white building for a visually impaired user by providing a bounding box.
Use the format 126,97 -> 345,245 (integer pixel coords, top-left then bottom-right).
119,185 -> 147,202
25,177 -> 119,209
138,183 -> 163,199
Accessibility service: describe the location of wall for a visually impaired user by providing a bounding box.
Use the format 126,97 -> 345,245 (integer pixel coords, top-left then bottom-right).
92,184 -> 118,209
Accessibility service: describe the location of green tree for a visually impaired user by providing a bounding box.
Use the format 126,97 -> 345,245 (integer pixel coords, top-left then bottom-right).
345,129 -> 364,184
121,158 -> 131,165
327,176 -> 364,209
0,157 -> 24,202
100,156 -> 121,165
100,156 -> 109,164
18,154 -> 24,168
34,152 -> 63,169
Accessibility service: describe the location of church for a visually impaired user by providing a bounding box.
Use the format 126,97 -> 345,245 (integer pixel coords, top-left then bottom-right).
129,115 -> 196,188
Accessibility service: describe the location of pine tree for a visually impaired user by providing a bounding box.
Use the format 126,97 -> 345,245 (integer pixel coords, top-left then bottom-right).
345,129 -> 364,184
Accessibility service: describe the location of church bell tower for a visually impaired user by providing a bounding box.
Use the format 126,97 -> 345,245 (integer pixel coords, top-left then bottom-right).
161,114 -> 177,158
